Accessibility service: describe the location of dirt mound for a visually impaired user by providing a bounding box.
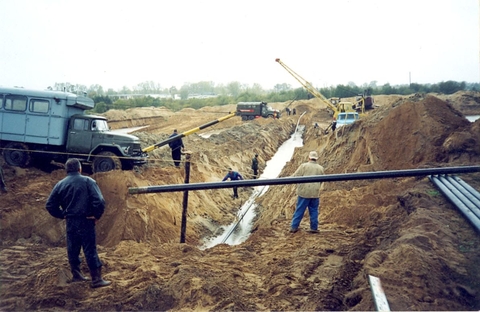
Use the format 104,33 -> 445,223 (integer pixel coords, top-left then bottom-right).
1,92 -> 480,311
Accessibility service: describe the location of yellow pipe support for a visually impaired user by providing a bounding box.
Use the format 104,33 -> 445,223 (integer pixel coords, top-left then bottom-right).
141,112 -> 237,153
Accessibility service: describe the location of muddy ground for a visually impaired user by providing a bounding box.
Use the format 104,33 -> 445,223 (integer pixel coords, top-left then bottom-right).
1,91 -> 480,311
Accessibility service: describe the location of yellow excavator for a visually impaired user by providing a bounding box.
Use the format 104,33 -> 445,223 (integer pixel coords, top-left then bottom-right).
275,58 -> 364,118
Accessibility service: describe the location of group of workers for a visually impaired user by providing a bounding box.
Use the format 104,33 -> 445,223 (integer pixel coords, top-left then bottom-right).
37,124 -> 323,290
285,107 -> 296,116
167,129 -> 323,234
221,151 -> 324,234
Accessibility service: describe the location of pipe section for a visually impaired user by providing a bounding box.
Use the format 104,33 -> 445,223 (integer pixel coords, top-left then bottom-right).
129,166 -> 480,194
429,175 -> 480,233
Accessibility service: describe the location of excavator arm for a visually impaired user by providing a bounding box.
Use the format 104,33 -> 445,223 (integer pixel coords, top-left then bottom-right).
142,112 -> 237,153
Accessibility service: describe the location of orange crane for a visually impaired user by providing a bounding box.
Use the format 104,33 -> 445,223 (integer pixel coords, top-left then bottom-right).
275,58 -> 363,117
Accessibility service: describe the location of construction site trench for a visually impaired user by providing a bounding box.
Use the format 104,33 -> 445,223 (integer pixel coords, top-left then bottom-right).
1,91 -> 480,311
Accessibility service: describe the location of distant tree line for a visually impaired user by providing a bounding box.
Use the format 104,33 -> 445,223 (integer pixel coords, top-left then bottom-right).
51,80 -> 479,114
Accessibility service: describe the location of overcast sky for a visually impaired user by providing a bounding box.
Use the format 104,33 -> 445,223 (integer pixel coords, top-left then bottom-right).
0,0 -> 478,91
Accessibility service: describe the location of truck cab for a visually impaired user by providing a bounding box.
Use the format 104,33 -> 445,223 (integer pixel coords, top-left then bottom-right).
336,112 -> 359,128
66,114 -> 146,172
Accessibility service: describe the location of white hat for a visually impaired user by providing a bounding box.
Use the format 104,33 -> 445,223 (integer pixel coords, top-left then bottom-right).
309,151 -> 318,160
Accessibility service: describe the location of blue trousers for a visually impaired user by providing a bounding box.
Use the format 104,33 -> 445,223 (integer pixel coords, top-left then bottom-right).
66,218 -> 102,271
291,196 -> 319,230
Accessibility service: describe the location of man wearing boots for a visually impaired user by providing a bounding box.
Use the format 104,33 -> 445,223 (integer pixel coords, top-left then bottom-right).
251,153 -> 259,179
46,158 -> 111,288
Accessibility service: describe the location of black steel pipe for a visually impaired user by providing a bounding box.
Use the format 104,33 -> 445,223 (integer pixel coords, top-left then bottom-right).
438,175 -> 480,219
429,175 -> 480,233
129,166 -> 480,194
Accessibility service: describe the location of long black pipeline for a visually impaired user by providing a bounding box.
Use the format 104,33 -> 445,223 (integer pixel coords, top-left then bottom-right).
437,176 -> 480,219
429,175 -> 480,232
129,165 -> 480,194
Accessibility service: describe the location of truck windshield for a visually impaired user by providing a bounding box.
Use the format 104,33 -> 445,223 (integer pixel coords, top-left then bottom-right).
92,119 -> 109,131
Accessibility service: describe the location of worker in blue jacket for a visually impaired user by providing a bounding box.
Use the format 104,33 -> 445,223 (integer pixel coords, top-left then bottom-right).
222,168 -> 244,198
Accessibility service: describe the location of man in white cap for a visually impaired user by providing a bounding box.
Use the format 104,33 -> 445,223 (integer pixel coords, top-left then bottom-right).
290,151 -> 325,233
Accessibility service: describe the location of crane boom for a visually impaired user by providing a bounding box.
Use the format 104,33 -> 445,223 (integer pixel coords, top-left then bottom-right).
275,58 -> 357,118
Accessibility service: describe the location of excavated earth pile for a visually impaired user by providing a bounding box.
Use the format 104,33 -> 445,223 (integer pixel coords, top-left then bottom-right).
1,92 -> 480,311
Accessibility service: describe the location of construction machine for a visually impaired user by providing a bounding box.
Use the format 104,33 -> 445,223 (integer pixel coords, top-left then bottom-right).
355,90 -> 374,111
236,102 -> 281,120
275,58 -> 363,118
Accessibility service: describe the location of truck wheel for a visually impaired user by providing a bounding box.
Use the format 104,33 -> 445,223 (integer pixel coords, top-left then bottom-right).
248,116 -> 255,120
93,151 -> 122,173
241,116 -> 248,121
3,142 -> 31,167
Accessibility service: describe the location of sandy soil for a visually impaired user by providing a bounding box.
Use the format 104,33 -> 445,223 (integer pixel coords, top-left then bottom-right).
1,91 -> 480,311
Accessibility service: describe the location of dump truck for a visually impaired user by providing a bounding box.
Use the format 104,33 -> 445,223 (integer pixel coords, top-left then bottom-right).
236,102 -> 281,121
0,87 -> 147,172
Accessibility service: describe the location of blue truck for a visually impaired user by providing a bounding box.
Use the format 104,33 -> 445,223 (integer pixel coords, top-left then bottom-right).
0,87 -> 147,172
336,111 -> 359,128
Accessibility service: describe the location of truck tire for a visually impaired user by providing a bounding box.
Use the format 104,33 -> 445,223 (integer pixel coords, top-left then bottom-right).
3,142 -> 31,167
93,151 -> 122,173
248,116 -> 255,120
241,116 -> 248,121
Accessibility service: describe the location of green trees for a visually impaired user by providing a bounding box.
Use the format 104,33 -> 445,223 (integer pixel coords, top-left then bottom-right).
55,79 -> 478,114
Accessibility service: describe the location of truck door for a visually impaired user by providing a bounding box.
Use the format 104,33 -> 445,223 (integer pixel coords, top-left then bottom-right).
66,117 -> 93,155
25,99 -> 50,144
261,105 -> 268,118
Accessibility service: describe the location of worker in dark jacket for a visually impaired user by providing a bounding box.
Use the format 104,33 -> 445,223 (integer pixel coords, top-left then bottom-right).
169,129 -> 184,168
251,154 -> 259,179
45,158 -> 111,288
222,168 -> 244,198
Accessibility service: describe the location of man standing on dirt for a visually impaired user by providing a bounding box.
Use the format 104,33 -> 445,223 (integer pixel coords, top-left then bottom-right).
45,158 -> 111,288
290,151 -> 325,234
251,154 -> 259,179
169,129 -> 184,168
222,168 -> 244,199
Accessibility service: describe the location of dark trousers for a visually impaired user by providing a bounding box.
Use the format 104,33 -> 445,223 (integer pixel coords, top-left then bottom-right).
0,166 -> 6,189
252,168 -> 258,179
171,148 -> 182,167
66,218 -> 102,271
233,186 -> 239,198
